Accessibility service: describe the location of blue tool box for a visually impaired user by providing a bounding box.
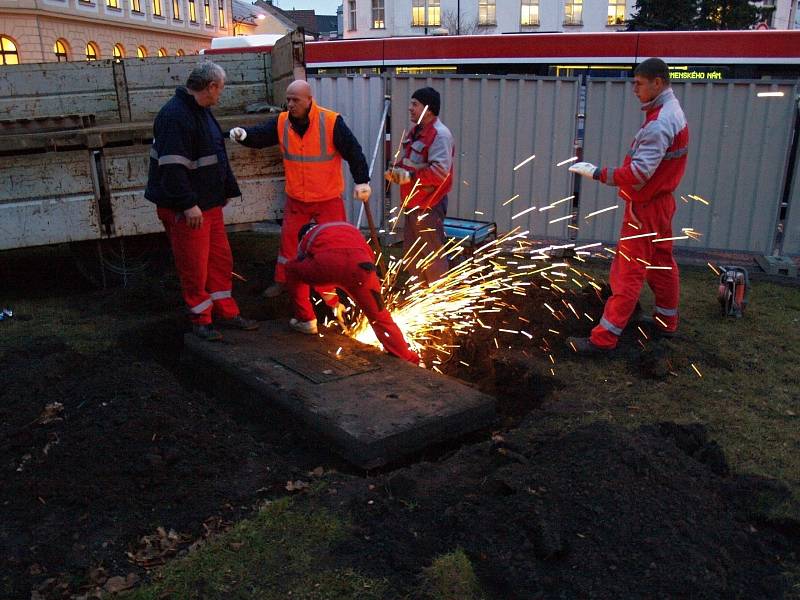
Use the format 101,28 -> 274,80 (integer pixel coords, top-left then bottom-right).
443,217 -> 497,247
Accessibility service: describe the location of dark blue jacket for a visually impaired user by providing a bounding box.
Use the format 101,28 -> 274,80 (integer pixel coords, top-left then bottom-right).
145,87 -> 241,212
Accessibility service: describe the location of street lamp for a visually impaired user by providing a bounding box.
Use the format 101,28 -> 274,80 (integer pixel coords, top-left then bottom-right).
232,13 -> 266,36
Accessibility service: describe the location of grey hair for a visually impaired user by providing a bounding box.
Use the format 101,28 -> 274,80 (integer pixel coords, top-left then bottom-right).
186,61 -> 226,91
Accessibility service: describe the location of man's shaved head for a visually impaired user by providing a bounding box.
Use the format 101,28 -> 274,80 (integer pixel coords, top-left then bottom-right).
286,80 -> 313,119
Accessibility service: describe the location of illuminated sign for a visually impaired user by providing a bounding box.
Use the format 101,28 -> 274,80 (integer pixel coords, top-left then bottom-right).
669,66 -> 725,80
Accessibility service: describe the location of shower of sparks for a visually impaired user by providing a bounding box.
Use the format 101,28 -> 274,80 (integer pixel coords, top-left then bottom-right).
513,153 -> 536,171
688,194 -> 710,205
707,262 -> 720,275
584,205 -> 619,219
539,195 -> 575,212
652,235 -> 690,243
512,206 -> 538,220
691,363 -> 703,378
416,105 -> 429,125
619,232 -> 657,241
556,156 -> 579,167
549,214 -> 574,224
502,194 -> 521,206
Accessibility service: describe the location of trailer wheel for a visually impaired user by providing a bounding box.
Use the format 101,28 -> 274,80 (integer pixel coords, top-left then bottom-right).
70,235 -> 169,288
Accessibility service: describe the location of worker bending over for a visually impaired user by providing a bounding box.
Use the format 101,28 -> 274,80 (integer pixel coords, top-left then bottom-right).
568,57 -> 689,354
285,222 -> 420,366
229,80 -> 371,300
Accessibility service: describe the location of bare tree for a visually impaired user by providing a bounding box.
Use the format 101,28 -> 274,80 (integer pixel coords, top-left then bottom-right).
441,10 -> 483,35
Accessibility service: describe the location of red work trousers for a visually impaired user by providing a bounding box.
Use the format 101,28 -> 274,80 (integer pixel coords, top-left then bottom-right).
590,196 -> 680,349
286,248 -> 420,365
275,196 -> 346,286
157,206 -> 239,326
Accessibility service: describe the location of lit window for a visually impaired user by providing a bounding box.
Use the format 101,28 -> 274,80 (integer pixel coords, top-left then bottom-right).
137,45 -> 148,58
131,0 -> 141,11
53,39 -> 69,62
113,43 -> 125,59
371,0 -> 384,28
348,0 -> 356,30
153,0 -> 162,16
204,0 -> 212,24
411,0 -> 440,26
607,0 -> 625,25
176,48 -> 185,56
85,42 -> 99,61
107,0 -> 119,7
218,0 -> 225,26
0,36 -> 19,65
172,0 -> 180,19
188,0 -> 196,21
521,0 -> 538,25
157,47 -> 167,56
564,0 -> 582,25
478,0 -> 495,25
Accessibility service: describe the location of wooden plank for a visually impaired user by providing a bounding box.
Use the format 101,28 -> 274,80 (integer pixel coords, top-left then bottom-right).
183,321 -> 495,468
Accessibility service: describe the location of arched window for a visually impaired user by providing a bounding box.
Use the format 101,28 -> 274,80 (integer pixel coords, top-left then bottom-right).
0,36 -> 20,65
85,41 -> 99,61
113,44 -> 125,59
53,39 -> 69,62
157,47 -> 167,57
137,45 -> 148,58
176,48 -> 185,56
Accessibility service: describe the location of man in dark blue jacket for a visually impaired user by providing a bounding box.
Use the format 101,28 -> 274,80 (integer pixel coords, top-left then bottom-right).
145,61 -> 257,341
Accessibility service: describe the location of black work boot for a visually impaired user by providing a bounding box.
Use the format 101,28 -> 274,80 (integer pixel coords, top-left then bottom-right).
566,336 -> 613,355
219,315 -> 259,331
192,324 -> 223,342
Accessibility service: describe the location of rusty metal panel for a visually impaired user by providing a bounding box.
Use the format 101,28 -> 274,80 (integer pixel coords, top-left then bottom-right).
0,151 -> 101,249
579,79 -> 797,254
308,75 -> 386,227
0,61 -> 119,123
389,75 -> 579,241
124,54 -> 271,122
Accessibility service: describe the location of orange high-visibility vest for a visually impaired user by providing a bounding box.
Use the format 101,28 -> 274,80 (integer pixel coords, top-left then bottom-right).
277,103 -> 343,202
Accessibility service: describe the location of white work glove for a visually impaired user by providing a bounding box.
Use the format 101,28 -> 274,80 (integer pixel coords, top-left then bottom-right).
229,127 -> 247,142
384,167 -> 411,185
353,183 -> 371,202
569,161 -> 599,180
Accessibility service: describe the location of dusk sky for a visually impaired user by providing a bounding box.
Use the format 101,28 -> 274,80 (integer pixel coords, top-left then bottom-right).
270,0 -> 340,14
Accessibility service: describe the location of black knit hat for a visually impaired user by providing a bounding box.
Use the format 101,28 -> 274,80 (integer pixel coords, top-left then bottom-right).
411,87 -> 441,116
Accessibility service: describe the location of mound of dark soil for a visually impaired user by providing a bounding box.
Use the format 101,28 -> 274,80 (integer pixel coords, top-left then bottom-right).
0,336 -> 320,598
323,420 -> 795,599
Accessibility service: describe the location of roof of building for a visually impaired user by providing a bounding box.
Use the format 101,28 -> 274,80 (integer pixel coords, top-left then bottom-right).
316,14 -> 338,34
250,0 -> 299,30
282,9 -> 318,34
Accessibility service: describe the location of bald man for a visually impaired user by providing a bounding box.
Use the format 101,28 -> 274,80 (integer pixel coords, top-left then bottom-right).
230,80 -> 371,300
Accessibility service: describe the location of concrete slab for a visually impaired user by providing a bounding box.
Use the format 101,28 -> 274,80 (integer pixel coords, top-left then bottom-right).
183,321 -> 495,468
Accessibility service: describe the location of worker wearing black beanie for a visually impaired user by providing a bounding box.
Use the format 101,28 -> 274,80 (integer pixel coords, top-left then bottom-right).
385,85 -> 455,285
411,87 -> 441,116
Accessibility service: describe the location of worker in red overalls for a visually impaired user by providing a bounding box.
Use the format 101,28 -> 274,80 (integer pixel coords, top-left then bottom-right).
385,86 -> 455,286
285,222 -> 420,365
568,58 -> 689,353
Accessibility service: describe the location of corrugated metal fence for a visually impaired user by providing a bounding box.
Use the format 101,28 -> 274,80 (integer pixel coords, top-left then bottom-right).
308,74 -> 799,258
580,79 -> 798,254
390,75 -> 580,240
308,75 -> 386,226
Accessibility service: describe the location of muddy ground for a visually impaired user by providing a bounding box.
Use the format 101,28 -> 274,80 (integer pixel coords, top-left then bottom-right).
1,235 -> 798,599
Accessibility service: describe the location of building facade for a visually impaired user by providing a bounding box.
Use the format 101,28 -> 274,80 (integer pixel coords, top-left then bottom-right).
0,0 -> 235,64
343,0 -> 798,38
